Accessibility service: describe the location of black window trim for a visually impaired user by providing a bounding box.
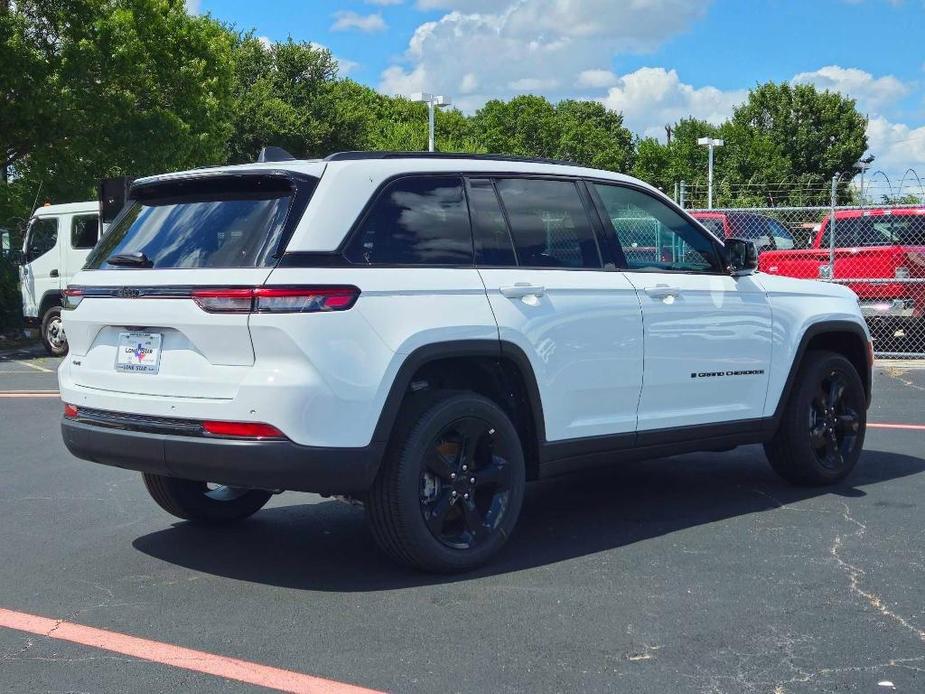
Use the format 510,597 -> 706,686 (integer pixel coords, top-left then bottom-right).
586,178 -> 729,276
279,170 -> 729,273
70,212 -> 100,250
464,176 -> 518,268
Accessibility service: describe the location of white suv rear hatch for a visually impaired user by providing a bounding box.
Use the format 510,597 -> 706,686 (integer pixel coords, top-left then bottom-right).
63,169 -> 320,400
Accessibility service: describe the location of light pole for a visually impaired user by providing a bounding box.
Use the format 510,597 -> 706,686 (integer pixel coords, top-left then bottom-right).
853,155 -> 874,205
697,137 -> 724,209
410,92 -> 452,152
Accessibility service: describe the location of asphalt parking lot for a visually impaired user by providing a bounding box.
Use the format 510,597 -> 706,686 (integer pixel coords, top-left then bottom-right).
1,347 -> 923,693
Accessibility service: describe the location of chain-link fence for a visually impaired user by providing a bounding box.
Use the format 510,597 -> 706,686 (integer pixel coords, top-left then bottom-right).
688,180 -> 925,358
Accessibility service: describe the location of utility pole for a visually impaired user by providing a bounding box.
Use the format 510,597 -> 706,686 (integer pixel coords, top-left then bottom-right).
697,137 -> 724,209
410,93 -> 452,152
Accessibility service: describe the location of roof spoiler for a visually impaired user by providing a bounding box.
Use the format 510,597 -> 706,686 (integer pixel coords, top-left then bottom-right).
257,146 -> 297,163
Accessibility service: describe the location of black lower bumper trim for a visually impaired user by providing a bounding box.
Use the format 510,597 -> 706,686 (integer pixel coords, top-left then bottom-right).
61,420 -> 382,495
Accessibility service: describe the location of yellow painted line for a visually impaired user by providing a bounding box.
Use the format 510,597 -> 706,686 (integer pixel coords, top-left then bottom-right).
14,360 -> 53,373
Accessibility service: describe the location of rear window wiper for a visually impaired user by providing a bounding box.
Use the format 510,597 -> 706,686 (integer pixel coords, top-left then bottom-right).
107,251 -> 153,268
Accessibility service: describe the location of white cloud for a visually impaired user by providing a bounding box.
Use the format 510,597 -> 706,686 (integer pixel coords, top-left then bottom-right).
865,116 -> 925,183
792,65 -> 911,112
380,0 -> 710,110
578,69 -> 620,89
331,11 -> 387,33
184,0 -> 200,14
602,67 -> 746,138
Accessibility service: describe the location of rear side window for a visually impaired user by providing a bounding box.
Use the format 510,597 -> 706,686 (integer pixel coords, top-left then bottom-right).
86,176 -> 302,269
71,214 -> 99,249
495,178 -> 601,269
25,217 -> 58,261
345,176 -> 472,266
468,179 -> 516,267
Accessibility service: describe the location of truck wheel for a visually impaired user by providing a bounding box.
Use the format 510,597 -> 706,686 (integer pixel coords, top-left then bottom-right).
142,473 -> 272,523
41,305 -> 68,357
367,392 -> 526,573
764,351 -> 866,486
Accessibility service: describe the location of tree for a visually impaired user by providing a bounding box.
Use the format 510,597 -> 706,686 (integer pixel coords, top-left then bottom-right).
227,35 -> 339,163
471,95 -> 633,171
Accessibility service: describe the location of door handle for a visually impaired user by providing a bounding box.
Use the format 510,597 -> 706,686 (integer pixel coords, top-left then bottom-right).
644,285 -> 681,299
49,269 -> 59,278
500,283 -> 546,299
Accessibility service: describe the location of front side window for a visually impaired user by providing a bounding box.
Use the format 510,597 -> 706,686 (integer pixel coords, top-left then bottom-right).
346,176 -> 472,266
494,178 -> 601,269
25,217 -> 58,261
593,184 -> 721,272
86,175 -> 301,269
71,214 -> 99,249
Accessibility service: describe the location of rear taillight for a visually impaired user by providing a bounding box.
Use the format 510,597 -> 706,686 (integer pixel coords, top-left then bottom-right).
191,287 -> 360,314
63,403 -> 78,419
62,287 -> 84,310
201,420 -> 285,439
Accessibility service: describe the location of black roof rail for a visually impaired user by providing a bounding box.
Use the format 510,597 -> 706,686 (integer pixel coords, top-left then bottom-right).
323,151 -> 583,167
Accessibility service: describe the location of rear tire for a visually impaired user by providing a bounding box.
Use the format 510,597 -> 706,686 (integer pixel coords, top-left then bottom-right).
142,473 -> 272,523
764,351 -> 866,486
41,305 -> 67,357
366,391 -> 526,573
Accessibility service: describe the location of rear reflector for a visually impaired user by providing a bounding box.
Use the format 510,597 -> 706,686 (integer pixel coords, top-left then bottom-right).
201,420 -> 286,439
63,403 -> 79,419
192,286 -> 359,314
62,287 -> 84,310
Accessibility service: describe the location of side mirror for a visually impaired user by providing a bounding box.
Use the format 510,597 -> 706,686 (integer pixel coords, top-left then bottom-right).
723,238 -> 758,274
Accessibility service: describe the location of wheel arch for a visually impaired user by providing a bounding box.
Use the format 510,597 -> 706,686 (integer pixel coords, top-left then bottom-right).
38,290 -> 63,318
773,320 -> 872,421
370,340 -> 546,479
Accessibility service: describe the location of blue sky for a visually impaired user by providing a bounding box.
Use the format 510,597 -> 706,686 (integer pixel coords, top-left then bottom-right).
191,0 -> 925,183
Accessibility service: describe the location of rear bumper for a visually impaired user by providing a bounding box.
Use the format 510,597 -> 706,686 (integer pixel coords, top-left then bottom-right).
61,419 -> 382,495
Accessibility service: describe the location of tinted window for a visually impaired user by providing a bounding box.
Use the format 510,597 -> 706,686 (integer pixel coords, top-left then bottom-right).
71,214 -> 99,249
346,176 -> 472,266
86,177 -> 298,269
822,215 -> 925,248
26,217 -> 58,261
468,179 -> 516,267
767,218 -> 795,250
696,217 -> 726,237
593,184 -> 720,272
495,178 -> 601,269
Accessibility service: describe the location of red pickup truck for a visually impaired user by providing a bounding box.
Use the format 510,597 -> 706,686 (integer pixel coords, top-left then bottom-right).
759,208 -> 925,339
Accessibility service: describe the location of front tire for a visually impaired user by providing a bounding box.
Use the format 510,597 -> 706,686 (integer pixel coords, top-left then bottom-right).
764,351 -> 866,486
41,305 -> 67,357
142,473 -> 272,523
367,392 -> 526,573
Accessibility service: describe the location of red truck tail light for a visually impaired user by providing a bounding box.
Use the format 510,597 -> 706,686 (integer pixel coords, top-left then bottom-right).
63,403 -> 79,419
191,287 -> 359,314
201,420 -> 286,439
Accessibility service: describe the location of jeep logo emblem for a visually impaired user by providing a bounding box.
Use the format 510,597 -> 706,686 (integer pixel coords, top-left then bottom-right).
118,287 -> 141,298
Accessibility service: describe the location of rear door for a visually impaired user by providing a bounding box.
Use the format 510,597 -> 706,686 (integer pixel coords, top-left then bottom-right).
589,182 -> 772,431
63,172 -> 313,399
20,215 -> 61,318
473,176 -> 643,442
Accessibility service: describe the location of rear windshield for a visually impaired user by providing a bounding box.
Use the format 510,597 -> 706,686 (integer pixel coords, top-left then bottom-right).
86,175 -> 307,269
823,214 -> 925,248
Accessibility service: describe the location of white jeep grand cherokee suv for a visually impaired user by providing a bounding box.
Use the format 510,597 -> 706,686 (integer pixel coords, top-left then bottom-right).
60,152 -> 872,572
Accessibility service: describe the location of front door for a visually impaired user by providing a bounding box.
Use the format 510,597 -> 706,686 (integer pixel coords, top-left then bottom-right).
589,182 -> 773,431
20,215 -> 61,318
471,177 -> 643,443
